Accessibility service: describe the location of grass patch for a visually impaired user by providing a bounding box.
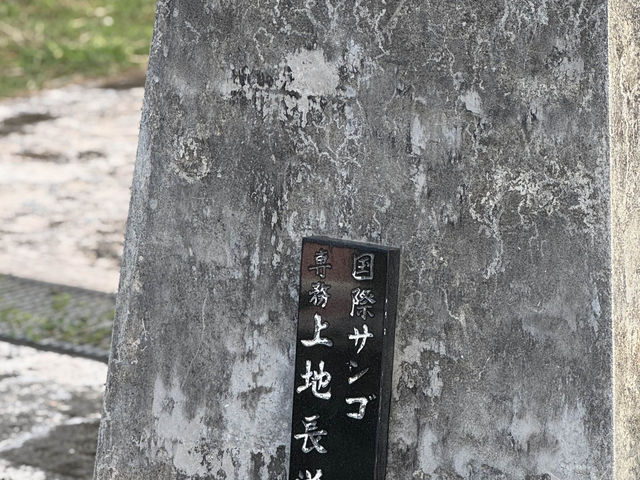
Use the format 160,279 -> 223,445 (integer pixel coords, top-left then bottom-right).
0,303 -> 114,351
52,292 -> 72,312
0,0 -> 156,98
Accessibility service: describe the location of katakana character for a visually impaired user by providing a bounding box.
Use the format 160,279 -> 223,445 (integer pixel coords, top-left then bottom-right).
348,367 -> 370,384
346,396 -> 375,420
348,324 -> 373,354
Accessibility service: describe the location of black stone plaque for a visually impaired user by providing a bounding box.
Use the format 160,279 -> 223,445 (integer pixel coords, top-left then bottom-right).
288,237 -> 400,480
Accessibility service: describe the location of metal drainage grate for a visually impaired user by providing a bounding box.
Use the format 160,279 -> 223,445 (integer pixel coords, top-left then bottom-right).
0,274 -> 114,362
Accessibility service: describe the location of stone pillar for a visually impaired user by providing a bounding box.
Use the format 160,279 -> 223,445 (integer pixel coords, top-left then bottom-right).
610,0 -> 640,478
95,1 -> 621,478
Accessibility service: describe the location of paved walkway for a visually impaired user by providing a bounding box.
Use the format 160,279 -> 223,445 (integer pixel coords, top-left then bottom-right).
0,84 -> 143,293
0,84 -> 140,478
0,342 -> 107,479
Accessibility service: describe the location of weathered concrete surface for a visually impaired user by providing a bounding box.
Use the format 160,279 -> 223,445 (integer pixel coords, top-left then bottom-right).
96,1 -> 613,479
610,0 -> 640,478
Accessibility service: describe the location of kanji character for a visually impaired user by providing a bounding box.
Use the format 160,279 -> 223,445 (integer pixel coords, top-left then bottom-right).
301,313 -> 333,348
294,415 -> 327,454
352,253 -> 375,281
309,281 -> 331,308
308,249 -> 332,278
297,360 -> 332,400
350,288 -> 376,320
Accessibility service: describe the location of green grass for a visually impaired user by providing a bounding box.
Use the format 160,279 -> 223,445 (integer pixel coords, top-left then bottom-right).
0,299 -> 114,351
0,0 -> 157,98
52,292 -> 72,312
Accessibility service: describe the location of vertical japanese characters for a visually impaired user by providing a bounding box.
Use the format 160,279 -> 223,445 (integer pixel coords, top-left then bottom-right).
289,240 -> 396,480
346,253 -> 376,420
294,249 -> 333,480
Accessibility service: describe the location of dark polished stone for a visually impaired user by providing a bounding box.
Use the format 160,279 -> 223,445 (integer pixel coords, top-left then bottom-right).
289,237 -> 399,480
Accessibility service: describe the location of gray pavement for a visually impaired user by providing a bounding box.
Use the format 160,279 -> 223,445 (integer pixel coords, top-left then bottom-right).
0,83 -> 139,477
0,84 -> 142,293
0,342 -> 107,479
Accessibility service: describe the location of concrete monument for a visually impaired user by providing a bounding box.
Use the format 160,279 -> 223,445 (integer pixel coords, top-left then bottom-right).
94,0 -> 639,478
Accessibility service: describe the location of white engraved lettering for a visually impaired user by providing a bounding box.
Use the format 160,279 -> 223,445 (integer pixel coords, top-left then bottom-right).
294,415 -> 327,454
298,470 -> 322,480
297,360 -> 332,400
309,281 -> 331,308
308,249 -> 332,278
346,396 -> 375,420
301,313 -> 333,348
352,253 -> 375,281
350,288 -> 376,320
349,325 -> 373,354
348,367 -> 370,384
